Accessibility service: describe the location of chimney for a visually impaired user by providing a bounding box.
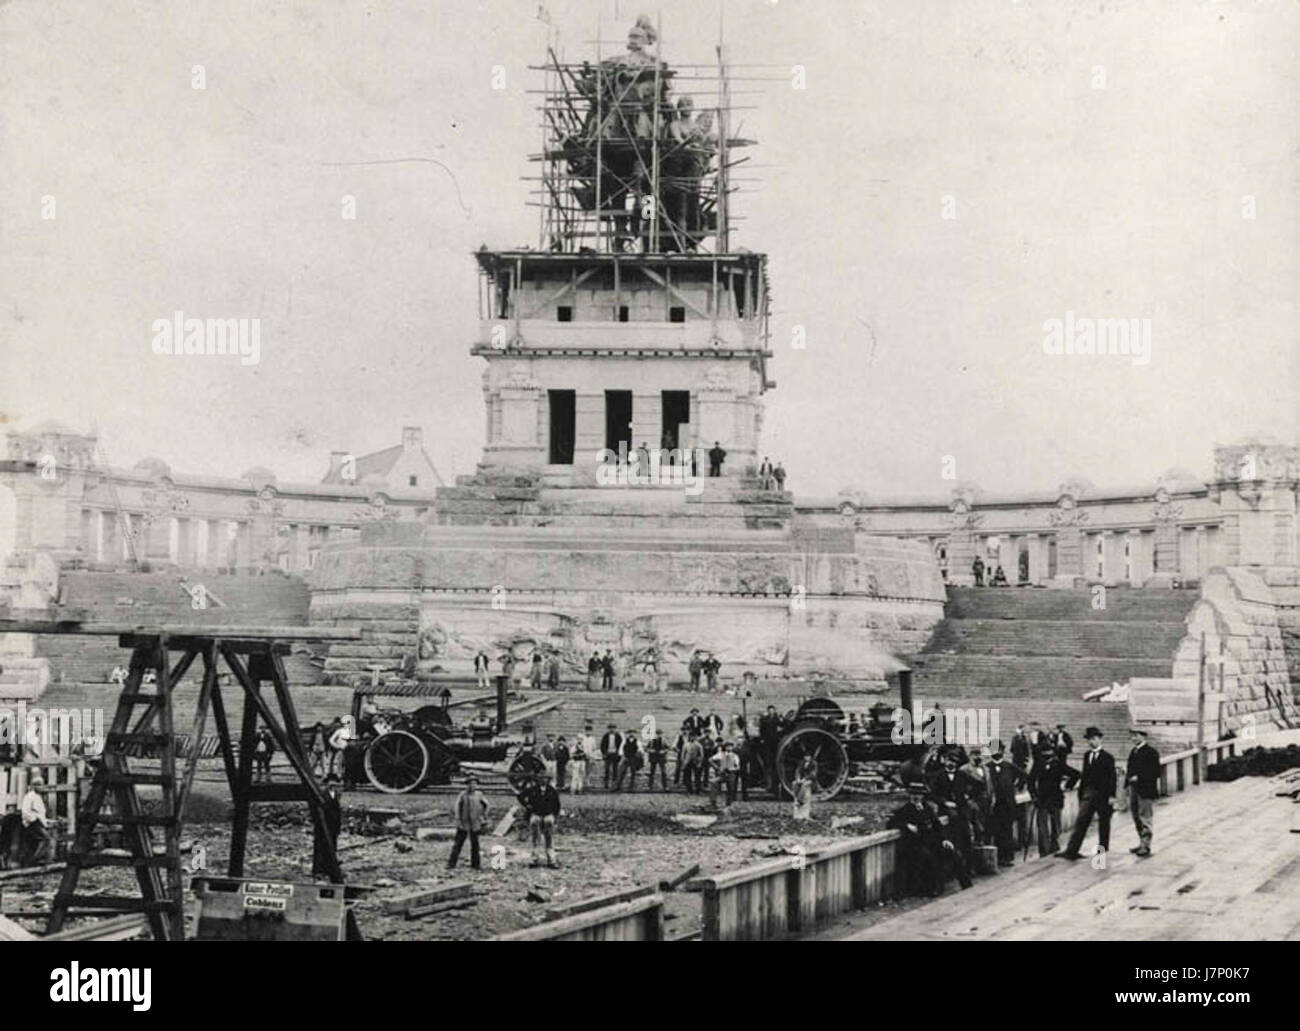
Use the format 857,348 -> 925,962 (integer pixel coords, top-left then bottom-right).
402,426 -> 422,450
328,451 -> 347,480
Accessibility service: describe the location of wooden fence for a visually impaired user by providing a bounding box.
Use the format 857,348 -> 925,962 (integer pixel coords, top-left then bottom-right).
492,885 -> 665,940
0,761 -> 80,837
486,738 -> 1241,943
686,737 -> 1239,942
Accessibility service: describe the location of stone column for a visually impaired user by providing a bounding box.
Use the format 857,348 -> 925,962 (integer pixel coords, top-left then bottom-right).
295,524 -> 310,573
947,526 -> 976,586
1149,492 -> 1181,587
695,381 -> 735,472
574,391 -> 605,462
484,376 -> 545,471
1212,441 -> 1300,567
142,514 -> 170,564
1051,525 -> 1084,587
632,391 -> 662,462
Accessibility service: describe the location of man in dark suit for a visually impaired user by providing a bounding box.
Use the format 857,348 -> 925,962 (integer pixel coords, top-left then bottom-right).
1059,726 -> 1116,860
1010,725 -> 1031,771
1052,724 -> 1074,759
927,751 -> 974,861
1028,745 -> 1078,856
985,743 -> 1027,866
599,724 -> 622,789
887,784 -> 972,897
707,441 -> 726,477
1125,728 -> 1161,857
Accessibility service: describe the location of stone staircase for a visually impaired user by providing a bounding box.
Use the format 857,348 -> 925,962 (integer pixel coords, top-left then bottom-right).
907,585 -> 1198,742
432,469 -> 792,531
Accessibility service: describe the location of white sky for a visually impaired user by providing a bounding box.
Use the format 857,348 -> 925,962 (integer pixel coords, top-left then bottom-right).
1,0 -> 1296,498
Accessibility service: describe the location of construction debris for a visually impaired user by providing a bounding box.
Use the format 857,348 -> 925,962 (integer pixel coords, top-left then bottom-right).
658,864 -> 700,892
493,804 -> 519,837
406,898 -> 478,920
383,882 -> 472,915
0,863 -> 65,882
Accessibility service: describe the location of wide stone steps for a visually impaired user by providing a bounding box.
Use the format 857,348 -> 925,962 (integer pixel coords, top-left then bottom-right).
943,586 -> 1198,622
922,619 -> 1186,659
911,654 -> 1171,698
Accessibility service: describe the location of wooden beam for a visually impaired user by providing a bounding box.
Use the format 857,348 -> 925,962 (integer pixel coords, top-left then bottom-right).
519,265 -> 599,320
176,642 -> 218,823
207,679 -> 239,797
632,264 -> 709,320
226,648 -> 260,878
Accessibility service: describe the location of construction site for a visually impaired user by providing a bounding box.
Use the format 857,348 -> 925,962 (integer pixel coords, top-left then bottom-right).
3,5 -> 1299,952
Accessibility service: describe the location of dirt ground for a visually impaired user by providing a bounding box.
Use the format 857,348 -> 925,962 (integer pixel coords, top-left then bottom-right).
3,783 -> 911,940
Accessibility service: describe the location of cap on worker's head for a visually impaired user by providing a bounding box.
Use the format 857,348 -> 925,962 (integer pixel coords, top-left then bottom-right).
690,708 -> 699,714
1056,723 -> 1067,730
905,780 -> 927,795
465,774 -> 478,784
1129,727 -> 1147,737
1085,726 -> 1103,740
607,722 -> 616,729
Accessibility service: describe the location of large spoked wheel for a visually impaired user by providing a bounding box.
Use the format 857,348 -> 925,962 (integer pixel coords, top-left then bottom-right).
507,751 -> 546,792
365,729 -> 431,794
777,725 -> 849,801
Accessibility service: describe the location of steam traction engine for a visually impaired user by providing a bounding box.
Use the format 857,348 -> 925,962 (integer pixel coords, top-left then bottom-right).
347,678 -> 543,794
766,670 -> 924,800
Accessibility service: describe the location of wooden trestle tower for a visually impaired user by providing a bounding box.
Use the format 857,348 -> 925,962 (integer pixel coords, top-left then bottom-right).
0,620 -> 361,941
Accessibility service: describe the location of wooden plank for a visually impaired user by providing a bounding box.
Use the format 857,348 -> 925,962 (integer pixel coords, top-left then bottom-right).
0,914 -> 36,941
0,863 -> 65,882
544,883 -> 655,920
406,898 -> 477,920
492,804 -> 519,837
659,863 -> 700,892
492,894 -> 664,941
41,914 -> 147,942
383,882 -> 473,915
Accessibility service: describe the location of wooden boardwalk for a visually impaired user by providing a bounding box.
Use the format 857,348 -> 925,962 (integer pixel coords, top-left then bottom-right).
809,774 -> 1300,941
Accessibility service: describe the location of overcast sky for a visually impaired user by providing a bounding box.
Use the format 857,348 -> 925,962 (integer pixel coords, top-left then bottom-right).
2,0 -> 1296,499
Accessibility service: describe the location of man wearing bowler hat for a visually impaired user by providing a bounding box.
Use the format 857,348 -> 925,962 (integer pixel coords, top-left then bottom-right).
1125,728 -> 1161,857
1058,726 -> 1115,861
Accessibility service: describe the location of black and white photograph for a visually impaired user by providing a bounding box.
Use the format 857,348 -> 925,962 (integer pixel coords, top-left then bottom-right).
0,0 -> 1296,985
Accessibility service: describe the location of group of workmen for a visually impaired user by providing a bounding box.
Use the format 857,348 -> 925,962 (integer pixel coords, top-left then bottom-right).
886,722 -> 1163,898
447,770 -> 563,871
534,709 -> 757,805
